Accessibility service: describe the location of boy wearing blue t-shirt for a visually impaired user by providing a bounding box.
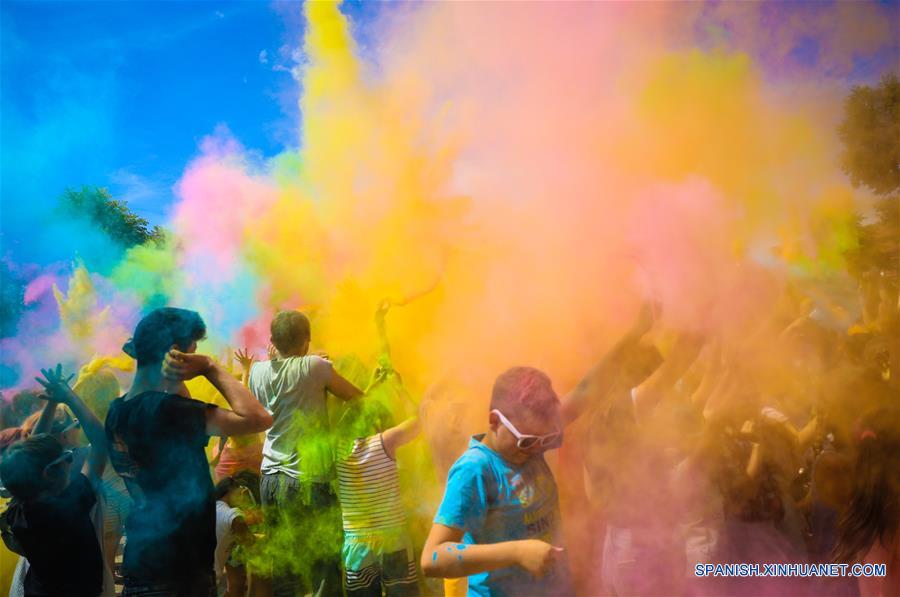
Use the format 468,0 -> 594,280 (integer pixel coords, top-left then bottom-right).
421,307 -> 654,596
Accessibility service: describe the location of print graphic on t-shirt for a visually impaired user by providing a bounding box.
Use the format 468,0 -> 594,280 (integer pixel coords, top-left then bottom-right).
524,506 -> 556,541
507,472 -> 533,506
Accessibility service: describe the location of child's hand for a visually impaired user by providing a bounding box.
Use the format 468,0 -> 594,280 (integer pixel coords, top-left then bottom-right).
266,344 -> 279,361
515,540 -> 564,578
370,364 -> 391,386
234,348 -> 255,372
163,350 -> 213,381
375,299 -> 392,322
376,353 -> 394,375
34,364 -> 76,404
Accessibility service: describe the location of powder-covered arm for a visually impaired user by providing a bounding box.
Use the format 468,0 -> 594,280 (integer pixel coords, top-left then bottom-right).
420,523 -> 563,579
382,416 -> 420,460
327,369 -> 365,401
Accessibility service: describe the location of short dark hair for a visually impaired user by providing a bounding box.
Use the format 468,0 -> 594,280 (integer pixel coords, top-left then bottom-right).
270,311 -> 310,355
123,307 -> 206,367
214,470 -> 260,503
490,367 -> 560,421
0,434 -> 63,500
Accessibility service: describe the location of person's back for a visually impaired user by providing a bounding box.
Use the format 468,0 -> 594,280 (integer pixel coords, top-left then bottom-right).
106,390 -> 216,584
250,310 -> 365,597
334,391 -> 422,596
103,307 -> 272,596
2,456 -> 103,597
336,434 -> 407,534
250,355 -> 332,480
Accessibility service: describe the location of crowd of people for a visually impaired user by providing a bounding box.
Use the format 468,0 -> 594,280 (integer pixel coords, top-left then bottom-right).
0,272 -> 897,597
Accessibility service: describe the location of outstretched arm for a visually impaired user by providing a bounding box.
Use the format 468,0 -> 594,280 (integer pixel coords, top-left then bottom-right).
327,370 -> 366,401
560,304 -> 655,425
35,365 -> 107,482
327,299 -> 398,401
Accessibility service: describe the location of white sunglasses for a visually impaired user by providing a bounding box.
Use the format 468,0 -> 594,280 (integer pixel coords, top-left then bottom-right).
491,409 -> 562,450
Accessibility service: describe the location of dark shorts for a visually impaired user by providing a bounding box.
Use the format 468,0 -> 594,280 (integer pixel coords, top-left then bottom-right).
345,549 -> 420,597
259,472 -> 343,597
122,571 -> 216,597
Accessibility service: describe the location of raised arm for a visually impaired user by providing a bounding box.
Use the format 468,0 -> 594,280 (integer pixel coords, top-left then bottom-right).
560,304 -> 655,425
375,299 -> 392,358
163,350 -> 273,437
35,365 -> 107,482
632,331 -> 704,422
31,397 -> 60,436
382,416 -> 420,460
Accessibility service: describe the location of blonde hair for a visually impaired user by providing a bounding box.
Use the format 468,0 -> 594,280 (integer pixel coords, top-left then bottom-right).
72,356 -> 132,420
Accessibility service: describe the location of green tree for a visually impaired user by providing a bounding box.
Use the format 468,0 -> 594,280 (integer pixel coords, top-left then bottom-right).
57,185 -> 164,248
839,72 -> 900,388
0,260 -> 25,339
838,73 -> 899,195
839,73 -> 899,279
1,186 -> 165,340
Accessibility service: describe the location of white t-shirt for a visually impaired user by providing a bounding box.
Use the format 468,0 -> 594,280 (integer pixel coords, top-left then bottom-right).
214,501 -> 241,579
249,356 -> 333,480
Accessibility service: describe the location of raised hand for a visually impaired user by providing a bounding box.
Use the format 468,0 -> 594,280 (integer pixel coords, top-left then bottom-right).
266,344 -> 279,361
376,354 -> 394,376
234,348 -> 256,372
375,299 -> 393,322
163,349 -> 213,381
364,361 -> 394,394
34,364 -> 76,404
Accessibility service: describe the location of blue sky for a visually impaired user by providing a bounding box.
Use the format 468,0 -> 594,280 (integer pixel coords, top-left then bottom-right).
0,0 -> 382,262
2,0 -> 896,266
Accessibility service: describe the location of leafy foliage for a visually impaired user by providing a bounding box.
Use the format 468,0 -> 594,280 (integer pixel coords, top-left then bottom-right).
838,73 -> 900,196
57,186 -> 164,248
0,261 -> 25,338
839,74 -> 900,280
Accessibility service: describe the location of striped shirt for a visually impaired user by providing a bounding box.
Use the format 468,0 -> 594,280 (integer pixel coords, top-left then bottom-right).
336,434 -> 407,534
